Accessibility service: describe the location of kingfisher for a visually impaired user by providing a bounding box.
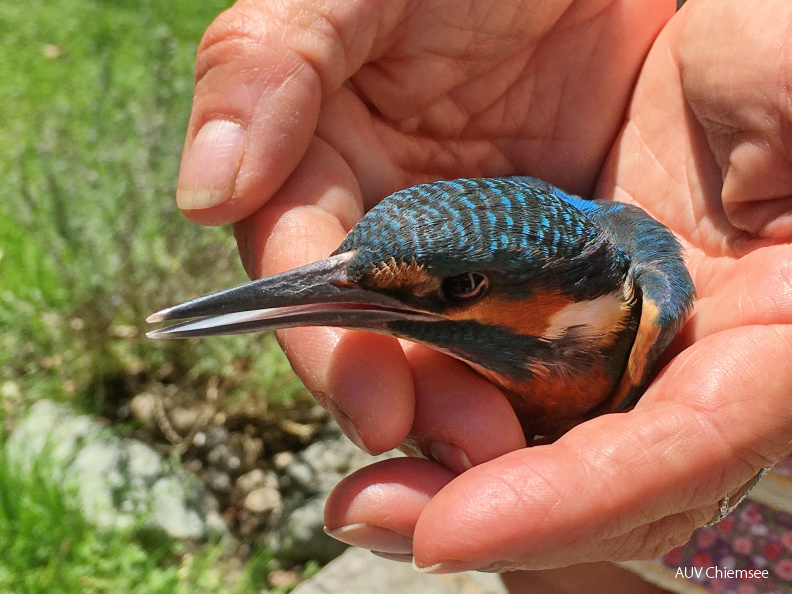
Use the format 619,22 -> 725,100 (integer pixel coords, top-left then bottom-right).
148,177 -> 695,439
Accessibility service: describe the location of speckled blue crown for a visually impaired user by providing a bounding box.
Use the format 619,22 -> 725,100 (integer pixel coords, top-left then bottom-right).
336,177 -> 629,299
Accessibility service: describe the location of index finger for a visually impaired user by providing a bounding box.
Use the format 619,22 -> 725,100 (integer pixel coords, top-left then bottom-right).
234,137 -> 417,454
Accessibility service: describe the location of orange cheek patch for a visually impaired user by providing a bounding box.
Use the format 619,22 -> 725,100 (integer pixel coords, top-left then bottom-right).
446,290 -> 574,337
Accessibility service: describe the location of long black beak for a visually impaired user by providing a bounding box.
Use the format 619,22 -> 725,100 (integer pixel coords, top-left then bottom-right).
147,252 -> 441,339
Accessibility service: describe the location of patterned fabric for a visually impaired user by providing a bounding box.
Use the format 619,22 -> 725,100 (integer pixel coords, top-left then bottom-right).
627,456 -> 792,593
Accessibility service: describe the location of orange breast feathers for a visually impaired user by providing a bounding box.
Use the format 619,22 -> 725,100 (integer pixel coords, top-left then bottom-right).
479,361 -> 625,438
455,288 -> 637,437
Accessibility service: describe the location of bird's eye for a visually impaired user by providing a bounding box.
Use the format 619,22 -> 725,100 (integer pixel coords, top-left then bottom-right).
441,272 -> 489,304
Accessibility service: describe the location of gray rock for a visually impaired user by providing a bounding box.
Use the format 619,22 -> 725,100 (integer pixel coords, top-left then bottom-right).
274,423 -> 401,563
7,399 -> 101,474
278,499 -> 347,564
204,468 -> 233,495
292,547 -> 508,594
207,442 -> 243,475
202,426 -> 229,450
149,476 -> 211,539
284,459 -> 316,490
7,400 -> 225,540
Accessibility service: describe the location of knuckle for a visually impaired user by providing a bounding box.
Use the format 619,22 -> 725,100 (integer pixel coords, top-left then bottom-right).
194,0 -> 347,93
196,6 -> 273,84
622,513 -> 699,561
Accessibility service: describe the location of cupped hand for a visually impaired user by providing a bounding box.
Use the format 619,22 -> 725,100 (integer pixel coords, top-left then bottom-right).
176,0 -> 792,573
179,0 -> 669,456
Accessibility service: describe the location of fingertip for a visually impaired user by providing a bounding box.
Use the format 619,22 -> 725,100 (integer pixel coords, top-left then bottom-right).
403,344 -> 526,469
178,8 -> 322,225
411,453 -> 534,566
326,331 -> 416,454
325,457 -> 456,534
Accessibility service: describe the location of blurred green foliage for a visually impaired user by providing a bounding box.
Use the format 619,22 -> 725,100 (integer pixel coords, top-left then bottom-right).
0,0 -> 316,589
0,0 -> 307,416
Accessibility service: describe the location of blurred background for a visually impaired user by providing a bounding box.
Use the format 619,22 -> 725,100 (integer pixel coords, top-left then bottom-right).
13,2 -> 792,593
0,1 -> 352,591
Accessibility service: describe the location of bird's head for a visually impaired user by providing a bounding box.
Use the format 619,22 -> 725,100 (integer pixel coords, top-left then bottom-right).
149,178 -> 642,436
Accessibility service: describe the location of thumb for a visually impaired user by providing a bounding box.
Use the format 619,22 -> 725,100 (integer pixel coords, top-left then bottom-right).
176,0 -> 389,225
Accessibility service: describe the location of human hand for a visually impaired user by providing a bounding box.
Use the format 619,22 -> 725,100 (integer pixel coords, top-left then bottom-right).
175,0 -> 792,572
178,0 -> 671,459
321,0 -> 792,572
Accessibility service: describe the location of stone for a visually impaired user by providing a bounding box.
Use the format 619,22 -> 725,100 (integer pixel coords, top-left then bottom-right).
204,468 -> 233,495
170,407 -> 200,433
280,499 -> 347,564
6,400 -> 225,539
7,399 -> 101,475
284,460 -> 315,489
207,443 -> 243,476
129,393 -> 158,424
292,547 -> 508,594
236,468 -> 267,493
192,431 -> 208,449
272,450 -> 296,470
202,426 -> 229,450
273,423 -> 401,563
243,485 -> 282,515
149,476 -> 208,539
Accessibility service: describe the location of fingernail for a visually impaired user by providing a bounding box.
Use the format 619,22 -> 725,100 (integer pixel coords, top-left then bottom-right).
428,441 -> 472,474
324,398 -> 376,455
324,524 -> 413,555
312,390 -> 329,410
413,559 -> 479,574
371,551 -> 413,563
236,230 -> 256,279
177,119 -> 245,210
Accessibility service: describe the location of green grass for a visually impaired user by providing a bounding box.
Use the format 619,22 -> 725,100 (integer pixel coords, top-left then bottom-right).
0,0 -> 313,590
0,427 -> 280,593
0,0 -> 307,412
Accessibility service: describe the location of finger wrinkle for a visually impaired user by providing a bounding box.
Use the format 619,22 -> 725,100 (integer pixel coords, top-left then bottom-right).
197,12 -> 317,100
646,511 -> 706,558
283,11 -> 351,95
565,404 -> 731,523
196,8 -> 275,83
612,513 -> 693,561
497,443 -> 618,541
668,326 -> 792,465
283,0 -> 408,95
